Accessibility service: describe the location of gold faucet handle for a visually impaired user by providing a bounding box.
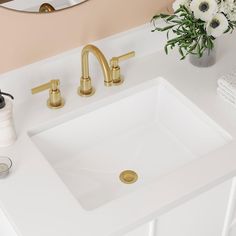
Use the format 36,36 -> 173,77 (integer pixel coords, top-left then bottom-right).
110,51 -> 135,67
31,80 -> 65,109
110,51 -> 135,85
31,80 -> 59,94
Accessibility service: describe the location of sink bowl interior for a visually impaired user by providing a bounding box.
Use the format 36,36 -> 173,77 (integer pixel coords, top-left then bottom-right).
30,78 -> 231,210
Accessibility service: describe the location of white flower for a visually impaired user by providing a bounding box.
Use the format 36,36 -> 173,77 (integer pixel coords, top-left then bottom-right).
220,0 -> 236,21
190,0 -> 218,21
173,0 -> 191,11
206,13 -> 229,37
227,8 -> 236,21
218,0 -> 230,14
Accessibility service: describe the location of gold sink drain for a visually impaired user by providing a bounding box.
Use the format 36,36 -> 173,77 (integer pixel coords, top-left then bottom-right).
119,170 -> 138,184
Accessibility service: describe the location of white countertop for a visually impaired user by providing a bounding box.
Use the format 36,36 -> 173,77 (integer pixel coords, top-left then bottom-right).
0,24 -> 236,236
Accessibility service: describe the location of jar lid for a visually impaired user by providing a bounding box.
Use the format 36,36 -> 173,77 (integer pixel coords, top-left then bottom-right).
0,100 -> 13,122
0,90 -> 14,109
0,157 -> 13,178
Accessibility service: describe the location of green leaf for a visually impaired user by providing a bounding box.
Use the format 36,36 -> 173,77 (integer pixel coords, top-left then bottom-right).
164,44 -> 169,54
174,8 -> 183,14
166,15 -> 176,21
161,25 -> 176,31
167,30 -> 170,39
179,47 -> 184,57
188,42 -> 198,53
159,13 -> 170,18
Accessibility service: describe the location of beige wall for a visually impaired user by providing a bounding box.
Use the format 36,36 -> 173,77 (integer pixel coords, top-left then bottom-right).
0,0 -> 173,74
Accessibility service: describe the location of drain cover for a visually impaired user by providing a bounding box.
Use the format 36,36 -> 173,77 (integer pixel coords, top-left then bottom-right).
119,170 -> 138,184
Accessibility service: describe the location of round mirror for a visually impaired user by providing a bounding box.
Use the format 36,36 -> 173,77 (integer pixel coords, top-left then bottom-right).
0,0 -> 88,13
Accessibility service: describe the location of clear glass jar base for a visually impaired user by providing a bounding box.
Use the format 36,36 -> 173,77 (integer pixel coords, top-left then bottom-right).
189,53 -> 216,67
189,43 -> 217,68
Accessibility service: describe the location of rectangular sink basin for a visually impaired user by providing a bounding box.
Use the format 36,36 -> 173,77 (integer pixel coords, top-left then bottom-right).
30,78 -> 231,210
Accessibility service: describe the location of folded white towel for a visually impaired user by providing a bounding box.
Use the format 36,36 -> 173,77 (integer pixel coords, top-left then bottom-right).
218,72 -> 236,97
217,87 -> 236,107
217,86 -> 236,102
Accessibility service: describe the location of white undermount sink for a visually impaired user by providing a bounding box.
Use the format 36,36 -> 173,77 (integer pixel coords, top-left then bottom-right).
30,78 -> 231,210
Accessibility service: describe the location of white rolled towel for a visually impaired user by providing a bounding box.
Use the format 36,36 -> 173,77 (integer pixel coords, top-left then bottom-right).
217,87 -> 236,107
217,72 -> 236,98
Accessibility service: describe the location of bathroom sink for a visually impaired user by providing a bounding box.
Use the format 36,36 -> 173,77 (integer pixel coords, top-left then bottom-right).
30,78 -> 231,210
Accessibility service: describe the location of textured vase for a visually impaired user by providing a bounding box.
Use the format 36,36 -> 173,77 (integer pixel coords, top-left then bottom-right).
189,47 -> 217,68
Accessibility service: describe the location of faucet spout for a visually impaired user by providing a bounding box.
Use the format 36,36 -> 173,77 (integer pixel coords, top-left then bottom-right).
78,44 -> 112,97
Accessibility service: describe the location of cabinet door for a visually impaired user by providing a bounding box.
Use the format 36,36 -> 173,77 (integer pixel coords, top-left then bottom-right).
123,223 -> 150,236
0,210 -> 17,236
157,180 -> 231,236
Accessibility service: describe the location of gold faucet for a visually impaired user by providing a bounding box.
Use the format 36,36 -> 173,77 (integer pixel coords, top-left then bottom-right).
31,80 -> 65,109
78,44 -> 135,97
78,44 -> 111,96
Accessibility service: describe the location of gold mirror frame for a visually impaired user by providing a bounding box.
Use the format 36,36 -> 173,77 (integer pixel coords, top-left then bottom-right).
0,0 -> 89,13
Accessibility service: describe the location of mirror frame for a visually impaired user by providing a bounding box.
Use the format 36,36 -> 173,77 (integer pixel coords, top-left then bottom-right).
0,0 -> 89,14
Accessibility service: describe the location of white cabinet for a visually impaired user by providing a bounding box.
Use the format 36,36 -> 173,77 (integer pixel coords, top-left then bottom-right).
0,210 -> 18,236
0,179 -> 232,236
123,179 -> 232,236
123,223 -> 150,236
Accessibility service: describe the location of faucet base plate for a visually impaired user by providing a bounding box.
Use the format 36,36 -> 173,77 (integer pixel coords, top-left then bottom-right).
47,98 -> 65,109
78,87 -> 96,97
112,77 -> 124,86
